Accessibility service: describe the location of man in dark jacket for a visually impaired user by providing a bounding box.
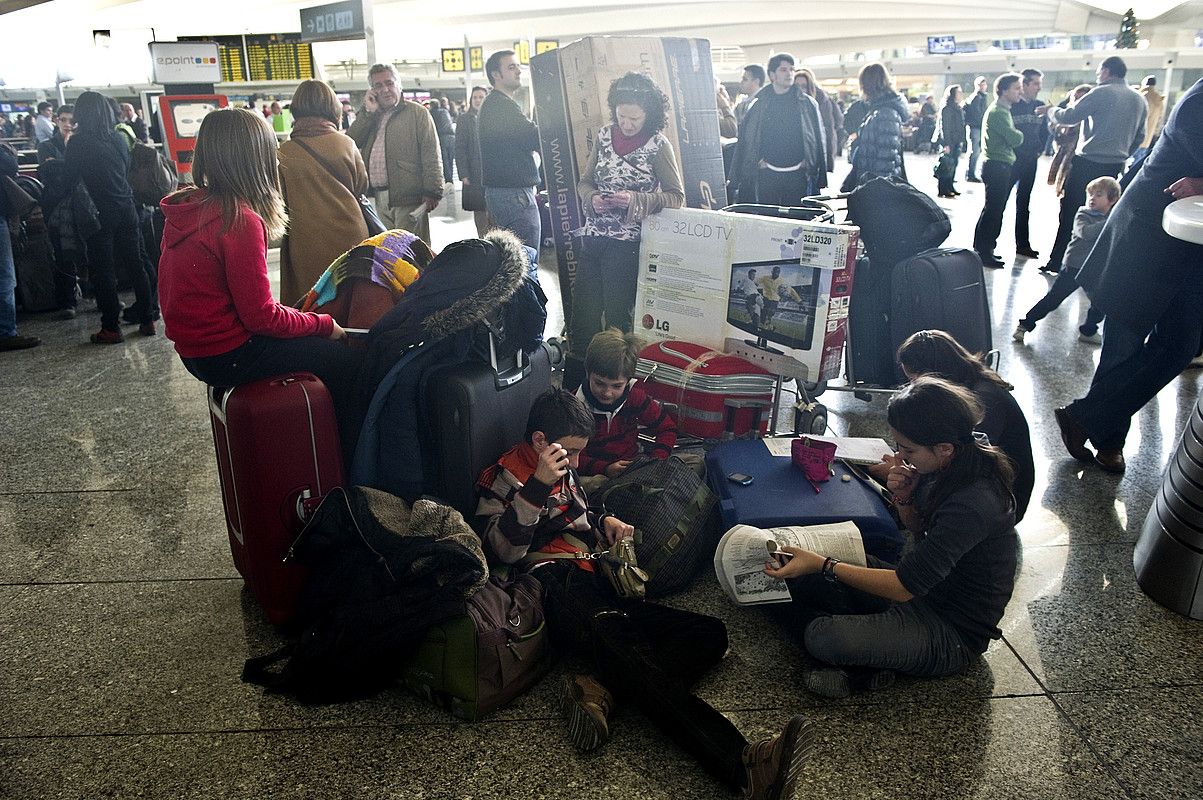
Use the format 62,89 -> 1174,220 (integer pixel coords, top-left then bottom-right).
1054,78 -> 1202,474
1008,69 -> 1050,259
479,50 -> 542,254
964,76 -> 989,182
728,53 -> 826,205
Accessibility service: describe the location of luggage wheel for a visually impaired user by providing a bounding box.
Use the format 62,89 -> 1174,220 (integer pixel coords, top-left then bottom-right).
793,402 -> 828,436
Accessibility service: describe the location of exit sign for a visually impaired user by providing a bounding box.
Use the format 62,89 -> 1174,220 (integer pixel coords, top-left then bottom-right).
300,1 -> 365,43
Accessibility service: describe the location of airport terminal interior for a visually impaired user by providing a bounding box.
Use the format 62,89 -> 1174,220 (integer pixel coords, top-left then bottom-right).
2,1 -> 1202,798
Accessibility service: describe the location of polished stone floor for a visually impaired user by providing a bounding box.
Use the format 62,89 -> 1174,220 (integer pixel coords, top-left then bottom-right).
2,153 -> 1201,799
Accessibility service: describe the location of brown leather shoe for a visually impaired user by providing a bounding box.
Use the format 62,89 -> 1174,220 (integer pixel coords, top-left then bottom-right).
1095,448 -> 1126,474
561,674 -> 613,753
743,714 -> 816,800
1054,407 -> 1093,462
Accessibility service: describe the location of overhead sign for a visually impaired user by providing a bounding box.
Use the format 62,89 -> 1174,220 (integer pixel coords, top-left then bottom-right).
149,41 -> 222,84
535,39 -> 559,55
513,40 -> 531,65
442,48 -> 466,73
300,0 -> 365,43
469,46 -> 484,71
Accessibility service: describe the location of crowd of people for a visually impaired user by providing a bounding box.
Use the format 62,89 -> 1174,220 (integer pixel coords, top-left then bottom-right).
2,46 -> 1201,799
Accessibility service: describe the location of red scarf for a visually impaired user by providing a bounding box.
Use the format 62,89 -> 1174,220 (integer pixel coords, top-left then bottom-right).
611,124 -> 653,157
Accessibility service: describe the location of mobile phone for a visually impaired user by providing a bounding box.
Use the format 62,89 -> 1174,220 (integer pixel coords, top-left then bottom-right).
727,472 -> 754,486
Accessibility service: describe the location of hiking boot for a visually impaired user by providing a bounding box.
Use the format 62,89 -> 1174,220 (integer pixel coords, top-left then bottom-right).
742,714 -> 816,800
0,334 -> 41,351
138,321 -> 157,337
90,328 -> 125,345
561,674 -> 613,753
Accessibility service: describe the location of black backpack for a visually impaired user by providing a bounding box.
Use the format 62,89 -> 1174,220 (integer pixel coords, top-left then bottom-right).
846,176 -> 951,271
127,141 -> 178,207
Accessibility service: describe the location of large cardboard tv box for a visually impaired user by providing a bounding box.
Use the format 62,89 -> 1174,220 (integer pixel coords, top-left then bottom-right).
530,36 -> 727,328
634,207 -> 859,384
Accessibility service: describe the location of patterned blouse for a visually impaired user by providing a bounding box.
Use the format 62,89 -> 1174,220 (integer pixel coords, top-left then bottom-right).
580,126 -> 674,241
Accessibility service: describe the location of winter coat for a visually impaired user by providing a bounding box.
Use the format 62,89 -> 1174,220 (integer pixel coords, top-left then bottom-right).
936,102 -> 966,150
347,100 -> 444,207
1077,78 -> 1203,332
965,91 -> 989,129
454,108 -> 486,212
853,92 -> 910,185
277,124 -> 371,305
728,85 -> 827,199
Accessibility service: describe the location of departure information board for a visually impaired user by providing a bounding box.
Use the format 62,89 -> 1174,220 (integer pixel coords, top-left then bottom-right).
246,34 -> 314,81
178,34 -> 313,83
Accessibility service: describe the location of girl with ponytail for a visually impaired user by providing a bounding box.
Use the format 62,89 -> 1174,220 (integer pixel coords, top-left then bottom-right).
766,376 -> 1018,698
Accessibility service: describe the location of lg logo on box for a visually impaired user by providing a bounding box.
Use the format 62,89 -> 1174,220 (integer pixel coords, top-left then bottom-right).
641,315 -> 669,332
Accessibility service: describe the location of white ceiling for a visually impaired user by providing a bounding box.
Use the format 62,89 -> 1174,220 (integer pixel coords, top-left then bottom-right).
1,0 -> 1200,89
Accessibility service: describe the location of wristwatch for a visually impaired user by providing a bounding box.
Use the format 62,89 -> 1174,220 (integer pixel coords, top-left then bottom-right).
821,556 -> 841,582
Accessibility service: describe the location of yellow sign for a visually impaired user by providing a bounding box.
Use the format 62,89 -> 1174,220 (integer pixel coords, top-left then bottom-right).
469,46 -> 483,71
441,47 -> 466,73
513,40 -> 530,65
535,39 -> 559,55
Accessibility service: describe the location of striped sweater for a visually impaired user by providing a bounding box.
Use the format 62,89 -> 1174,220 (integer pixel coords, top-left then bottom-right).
576,381 -> 676,477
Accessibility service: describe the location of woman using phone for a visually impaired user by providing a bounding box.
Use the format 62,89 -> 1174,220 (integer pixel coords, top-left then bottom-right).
563,73 -> 685,392
766,377 -> 1018,698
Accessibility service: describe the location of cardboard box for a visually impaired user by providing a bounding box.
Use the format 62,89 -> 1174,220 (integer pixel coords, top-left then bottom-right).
634,207 -> 859,384
531,36 -> 728,327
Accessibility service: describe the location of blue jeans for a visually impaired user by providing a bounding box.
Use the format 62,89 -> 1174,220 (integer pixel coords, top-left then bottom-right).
966,127 -> 983,178
0,217 -> 16,337
1066,292 -> 1203,450
484,186 -> 541,255
786,571 -> 973,677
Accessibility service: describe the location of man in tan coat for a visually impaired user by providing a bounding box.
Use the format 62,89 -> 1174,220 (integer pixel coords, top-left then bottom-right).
348,63 -> 443,244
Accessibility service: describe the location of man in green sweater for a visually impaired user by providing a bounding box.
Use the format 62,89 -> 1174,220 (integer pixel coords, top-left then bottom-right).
972,73 -> 1025,268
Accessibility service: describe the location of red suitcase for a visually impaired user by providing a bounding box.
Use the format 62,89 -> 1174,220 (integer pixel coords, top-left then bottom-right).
207,372 -> 345,625
635,341 -> 775,439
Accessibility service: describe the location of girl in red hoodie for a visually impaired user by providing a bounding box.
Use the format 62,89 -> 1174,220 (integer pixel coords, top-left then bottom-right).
158,108 -> 360,436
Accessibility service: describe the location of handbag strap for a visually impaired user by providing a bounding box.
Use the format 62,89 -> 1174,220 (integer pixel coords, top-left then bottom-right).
291,136 -> 358,201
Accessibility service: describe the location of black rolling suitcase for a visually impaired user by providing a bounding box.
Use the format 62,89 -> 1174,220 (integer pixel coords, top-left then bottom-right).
890,247 -> 993,356
422,341 -> 553,518
845,253 -> 900,386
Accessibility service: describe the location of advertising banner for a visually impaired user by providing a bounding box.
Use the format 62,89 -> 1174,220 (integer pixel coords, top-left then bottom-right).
149,42 -> 222,84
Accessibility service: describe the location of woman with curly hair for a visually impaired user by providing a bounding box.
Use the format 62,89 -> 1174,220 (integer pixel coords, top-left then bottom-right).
564,73 -> 685,392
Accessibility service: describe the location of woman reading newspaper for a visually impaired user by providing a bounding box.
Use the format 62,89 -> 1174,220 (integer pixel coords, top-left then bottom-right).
764,377 -> 1018,698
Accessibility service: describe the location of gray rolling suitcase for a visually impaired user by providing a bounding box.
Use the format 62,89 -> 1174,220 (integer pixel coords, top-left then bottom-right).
890,247 -> 993,356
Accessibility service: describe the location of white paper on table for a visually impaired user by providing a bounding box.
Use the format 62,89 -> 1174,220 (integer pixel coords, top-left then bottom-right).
762,435 -> 894,465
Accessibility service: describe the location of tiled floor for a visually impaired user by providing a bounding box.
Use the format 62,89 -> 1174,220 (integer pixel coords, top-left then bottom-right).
3,153 -> 1201,799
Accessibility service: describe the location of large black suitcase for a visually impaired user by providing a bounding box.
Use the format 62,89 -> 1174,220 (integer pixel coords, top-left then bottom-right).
845,254 -> 900,386
890,247 -> 993,357
421,343 -> 553,518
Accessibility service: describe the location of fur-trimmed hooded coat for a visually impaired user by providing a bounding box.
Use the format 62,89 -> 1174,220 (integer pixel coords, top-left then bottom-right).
352,229 -> 547,505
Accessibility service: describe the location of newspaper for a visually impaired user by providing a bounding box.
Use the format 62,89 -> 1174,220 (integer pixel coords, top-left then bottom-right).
713,522 -> 866,606
763,435 -> 894,465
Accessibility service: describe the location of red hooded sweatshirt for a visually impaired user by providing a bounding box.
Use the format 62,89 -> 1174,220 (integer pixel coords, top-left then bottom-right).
158,188 -> 333,359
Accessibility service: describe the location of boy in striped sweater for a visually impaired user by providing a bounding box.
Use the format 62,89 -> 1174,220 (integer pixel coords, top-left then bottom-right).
576,329 -> 676,480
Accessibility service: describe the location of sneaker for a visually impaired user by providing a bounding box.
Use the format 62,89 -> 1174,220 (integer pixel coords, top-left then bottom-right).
1012,324 -> 1028,344
804,668 -> 851,699
1078,331 -> 1101,344
53,307 -> 77,321
742,715 -> 816,800
90,328 -> 125,345
0,334 -> 41,351
561,674 -> 613,753
139,321 -> 157,337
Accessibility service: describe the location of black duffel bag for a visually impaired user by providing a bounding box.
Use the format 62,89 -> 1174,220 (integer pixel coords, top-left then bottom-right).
846,176 -> 951,275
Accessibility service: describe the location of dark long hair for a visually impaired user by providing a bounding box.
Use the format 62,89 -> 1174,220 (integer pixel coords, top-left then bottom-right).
72,91 -> 116,137
607,72 -> 669,135
897,329 -> 1012,391
887,377 -> 1015,523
